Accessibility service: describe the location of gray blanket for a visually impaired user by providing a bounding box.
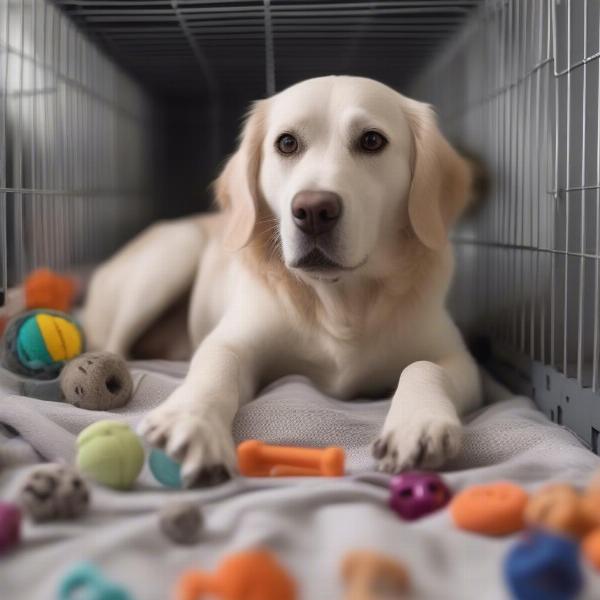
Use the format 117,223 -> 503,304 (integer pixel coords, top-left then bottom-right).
1,362 -> 600,600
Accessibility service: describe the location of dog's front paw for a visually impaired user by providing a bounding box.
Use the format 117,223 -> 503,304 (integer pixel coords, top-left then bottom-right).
138,390 -> 236,488
372,415 -> 462,474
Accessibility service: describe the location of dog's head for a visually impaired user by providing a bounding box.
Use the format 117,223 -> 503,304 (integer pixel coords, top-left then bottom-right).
215,76 -> 471,284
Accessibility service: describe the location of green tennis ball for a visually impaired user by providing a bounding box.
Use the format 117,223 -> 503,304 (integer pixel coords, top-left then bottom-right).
76,421 -> 144,490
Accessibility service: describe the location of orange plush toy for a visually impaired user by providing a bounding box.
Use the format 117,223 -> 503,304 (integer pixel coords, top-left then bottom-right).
24,269 -> 76,313
450,482 -> 529,536
175,549 -> 297,600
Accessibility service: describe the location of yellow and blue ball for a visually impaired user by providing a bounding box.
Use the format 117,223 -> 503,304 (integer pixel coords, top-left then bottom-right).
1,310 -> 84,379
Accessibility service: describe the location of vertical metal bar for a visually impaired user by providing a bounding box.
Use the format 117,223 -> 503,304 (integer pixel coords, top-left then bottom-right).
577,0 -> 588,384
551,0 -> 559,369
263,0 -> 276,95
0,0 -> 8,304
594,7 -> 600,391
563,0 -> 572,375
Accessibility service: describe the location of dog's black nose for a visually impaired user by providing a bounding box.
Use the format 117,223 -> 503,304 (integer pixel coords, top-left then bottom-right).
291,191 -> 342,236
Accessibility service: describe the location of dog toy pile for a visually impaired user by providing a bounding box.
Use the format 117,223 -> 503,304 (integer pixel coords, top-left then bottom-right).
0,267 -> 134,410
8,435 -> 600,599
447,477 -> 600,600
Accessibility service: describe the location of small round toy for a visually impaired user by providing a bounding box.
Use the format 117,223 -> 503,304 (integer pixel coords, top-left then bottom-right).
60,352 -> 133,411
0,502 -> 21,554
341,550 -> 409,600
59,562 -> 132,600
175,549 -> 296,600
1,310 -> 84,379
149,448 -> 182,488
583,528 -> 600,570
24,268 -> 77,313
389,471 -> 451,520
159,501 -> 203,545
504,530 -> 583,600
19,464 -> 89,522
450,481 -> 528,536
525,483 -> 595,538
76,421 -> 144,490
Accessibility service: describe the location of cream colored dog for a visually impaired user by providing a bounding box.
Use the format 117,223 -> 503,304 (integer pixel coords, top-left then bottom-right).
84,76 -> 482,486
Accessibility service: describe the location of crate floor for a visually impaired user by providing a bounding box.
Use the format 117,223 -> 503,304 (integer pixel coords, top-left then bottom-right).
1,366 -> 600,599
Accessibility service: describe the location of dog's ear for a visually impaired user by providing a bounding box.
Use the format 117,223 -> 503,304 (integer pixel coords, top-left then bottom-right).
214,100 -> 268,251
403,100 -> 472,250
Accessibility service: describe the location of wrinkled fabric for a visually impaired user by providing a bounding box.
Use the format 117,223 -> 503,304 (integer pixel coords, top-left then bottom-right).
1,362 -> 599,599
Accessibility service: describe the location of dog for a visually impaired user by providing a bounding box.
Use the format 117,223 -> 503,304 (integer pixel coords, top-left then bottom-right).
83,75 -> 482,486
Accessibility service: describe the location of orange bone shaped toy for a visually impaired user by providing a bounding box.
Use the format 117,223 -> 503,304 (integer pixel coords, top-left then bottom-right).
175,549 -> 297,600
237,440 -> 345,477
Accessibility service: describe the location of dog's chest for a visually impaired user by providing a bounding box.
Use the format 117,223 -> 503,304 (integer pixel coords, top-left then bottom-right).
305,322 -> 421,399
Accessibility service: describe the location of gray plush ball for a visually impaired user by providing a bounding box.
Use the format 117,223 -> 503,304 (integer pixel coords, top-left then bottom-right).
19,464 -> 90,522
159,501 -> 203,545
60,352 -> 132,410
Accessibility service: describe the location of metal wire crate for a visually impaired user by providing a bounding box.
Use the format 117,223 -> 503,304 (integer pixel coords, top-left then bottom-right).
413,0 -> 600,449
0,0 -> 156,301
2,0 -> 599,450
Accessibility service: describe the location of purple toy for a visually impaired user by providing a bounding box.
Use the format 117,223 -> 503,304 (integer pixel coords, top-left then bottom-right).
0,502 -> 21,554
389,471 -> 451,520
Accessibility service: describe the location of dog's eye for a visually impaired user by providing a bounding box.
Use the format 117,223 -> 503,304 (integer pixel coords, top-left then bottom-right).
359,131 -> 387,153
276,134 -> 299,155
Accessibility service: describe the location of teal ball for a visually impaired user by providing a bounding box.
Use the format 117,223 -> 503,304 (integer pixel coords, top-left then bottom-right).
149,449 -> 182,488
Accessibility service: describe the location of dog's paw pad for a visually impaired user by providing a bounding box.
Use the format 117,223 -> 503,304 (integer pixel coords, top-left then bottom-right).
373,418 -> 462,474
187,465 -> 231,488
138,391 -> 236,488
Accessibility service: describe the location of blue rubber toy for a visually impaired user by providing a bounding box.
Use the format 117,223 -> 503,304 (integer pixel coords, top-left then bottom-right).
149,448 -> 182,488
504,530 -> 583,600
59,562 -> 133,600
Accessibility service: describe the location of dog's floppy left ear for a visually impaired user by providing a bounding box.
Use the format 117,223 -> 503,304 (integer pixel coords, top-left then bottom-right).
214,100 -> 268,251
403,100 -> 472,250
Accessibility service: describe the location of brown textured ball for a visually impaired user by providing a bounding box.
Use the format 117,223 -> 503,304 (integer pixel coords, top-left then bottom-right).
60,352 -> 132,410
159,501 -> 203,545
19,464 -> 90,522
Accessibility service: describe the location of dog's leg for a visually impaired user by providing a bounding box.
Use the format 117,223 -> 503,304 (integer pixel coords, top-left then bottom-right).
372,352 -> 481,473
83,218 -> 204,356
137,296 -> 282,487
138,342 -> 246,486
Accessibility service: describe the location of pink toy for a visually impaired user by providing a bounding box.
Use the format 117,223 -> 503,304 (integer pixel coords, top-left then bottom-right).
0,502 -> 21,554
389,471 -> 451,520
